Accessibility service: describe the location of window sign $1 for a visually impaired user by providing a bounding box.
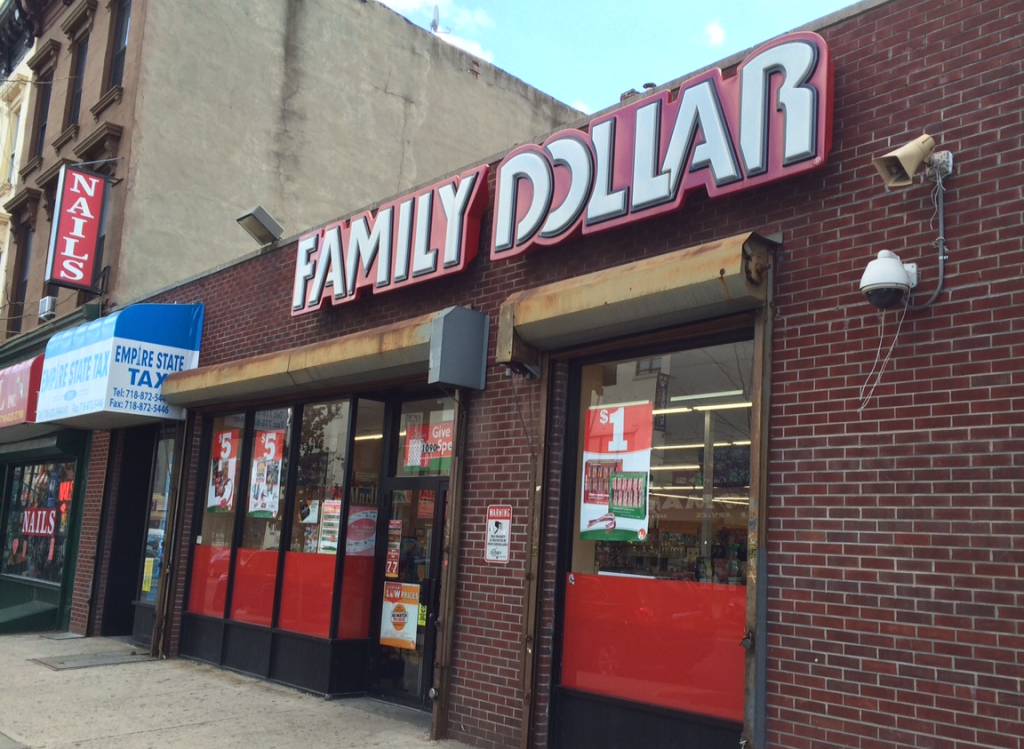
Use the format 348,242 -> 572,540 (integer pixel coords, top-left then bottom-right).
580,402 -> 652,542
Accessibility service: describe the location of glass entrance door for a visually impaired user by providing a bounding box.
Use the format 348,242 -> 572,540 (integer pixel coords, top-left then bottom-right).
132,427 -> 176,646
371,480 -> 447,708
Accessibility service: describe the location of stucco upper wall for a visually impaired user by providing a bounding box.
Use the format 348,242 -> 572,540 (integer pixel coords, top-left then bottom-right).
116,0 -> 580,307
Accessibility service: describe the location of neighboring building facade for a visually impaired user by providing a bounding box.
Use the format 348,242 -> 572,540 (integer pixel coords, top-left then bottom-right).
0,0 -> 33,330
0,0 -> 580,635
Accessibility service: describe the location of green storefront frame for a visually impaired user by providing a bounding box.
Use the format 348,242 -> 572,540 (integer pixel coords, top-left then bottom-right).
0,430 -> 89,634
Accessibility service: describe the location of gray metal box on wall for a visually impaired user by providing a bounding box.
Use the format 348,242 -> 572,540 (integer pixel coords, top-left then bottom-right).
428,306 -> 489,391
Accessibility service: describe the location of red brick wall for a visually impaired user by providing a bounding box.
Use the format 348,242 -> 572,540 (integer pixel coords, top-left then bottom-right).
765,2 -> 1024,748
164,414 -> 204,657
69,431 -> 109,635
88,430 -> 125,635
143,0 -> 1024,746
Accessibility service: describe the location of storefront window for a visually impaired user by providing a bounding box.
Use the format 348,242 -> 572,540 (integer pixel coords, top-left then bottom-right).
394,397 -> 455,477
2,461 -> 76,583
337,399 -> 384,639
278,400 -> 349,636
188,413 -> 244,617
231,408 -> 291,627
138,434 -> 174,604
562,340 -> 753,723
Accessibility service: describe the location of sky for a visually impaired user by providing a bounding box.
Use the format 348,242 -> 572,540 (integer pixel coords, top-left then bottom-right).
378,0 -> 860,114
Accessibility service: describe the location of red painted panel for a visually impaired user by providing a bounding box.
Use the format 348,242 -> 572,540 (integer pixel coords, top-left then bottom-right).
0,354 -> 43,425
277,552 -> 335,638
337,556 -> 375,639
188,544 -> 230,617
229,548 -> 278,627
562,573 -> 746,722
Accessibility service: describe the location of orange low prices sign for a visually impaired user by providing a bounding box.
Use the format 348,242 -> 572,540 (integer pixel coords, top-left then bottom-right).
380,582 -> 419,650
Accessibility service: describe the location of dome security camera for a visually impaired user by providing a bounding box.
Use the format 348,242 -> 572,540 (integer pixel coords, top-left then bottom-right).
859,250 -> 918,310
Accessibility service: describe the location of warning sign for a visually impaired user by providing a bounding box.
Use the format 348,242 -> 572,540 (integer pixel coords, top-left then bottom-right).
486,505 -> 511,564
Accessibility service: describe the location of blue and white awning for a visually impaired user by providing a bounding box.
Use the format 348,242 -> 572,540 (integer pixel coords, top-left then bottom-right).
37,304 -> 204,428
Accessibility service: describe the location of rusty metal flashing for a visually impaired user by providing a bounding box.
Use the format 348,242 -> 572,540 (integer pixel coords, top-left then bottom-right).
163,312 -> 438,407
496,232 -> 776,367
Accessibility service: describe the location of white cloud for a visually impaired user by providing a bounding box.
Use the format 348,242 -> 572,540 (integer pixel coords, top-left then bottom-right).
377,0 -> 495,61
704,19 -> 726,47
376,0 -> 432,13
436,32 -> 494,63
377,0 -> 494,32
571,100 -> 593,115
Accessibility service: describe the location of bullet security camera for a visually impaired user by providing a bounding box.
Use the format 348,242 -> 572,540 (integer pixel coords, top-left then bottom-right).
859,250 -> 918,310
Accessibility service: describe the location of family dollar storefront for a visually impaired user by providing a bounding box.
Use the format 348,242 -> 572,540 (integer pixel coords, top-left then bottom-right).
486,30 -> 830,749
143,29 -> 833,749
33,303 -> 204,646
160,165 -> 492,708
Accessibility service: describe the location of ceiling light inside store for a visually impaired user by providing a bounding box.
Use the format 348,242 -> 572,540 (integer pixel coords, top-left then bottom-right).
651,406 -> 693,415
649,464 -> 701,471
670,390 -> 744,402
694,402 -> 752,411
353,434 -> 383,441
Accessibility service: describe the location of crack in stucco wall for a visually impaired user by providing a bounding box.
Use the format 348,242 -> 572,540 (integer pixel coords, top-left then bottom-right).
274,0 -> 305,229
377,65 -> 416,193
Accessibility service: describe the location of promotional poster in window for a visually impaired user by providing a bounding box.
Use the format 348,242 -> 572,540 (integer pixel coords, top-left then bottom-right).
580,402 -> 652,542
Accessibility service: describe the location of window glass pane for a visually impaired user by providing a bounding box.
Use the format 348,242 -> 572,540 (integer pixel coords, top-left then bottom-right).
108,0 -> 131,88
394,397 -> 455,477
6,110 -> 19,182
68,37 -> 88,125
138,434 -> 173,604
188,413 -> 244,617
277,399 -> 350,637
231,408 -> 291,626
287,400 -> 350,553
35,76 -> 51,158
562,340 -> 753,723
337,399 -> 384,639
2,461 -> 76,583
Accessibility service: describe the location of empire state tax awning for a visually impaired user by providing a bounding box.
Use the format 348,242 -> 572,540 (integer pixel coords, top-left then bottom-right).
36,304 -> 204,429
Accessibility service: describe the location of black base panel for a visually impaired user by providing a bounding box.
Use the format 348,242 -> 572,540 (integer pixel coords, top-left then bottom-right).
223,622 -> 272,677
180,615 -> 371,697
330,639 -> 370,695
180,614 -> 224,664
554,688 -> 742,749
267,634 -> 370,695
270,632 -> 331,693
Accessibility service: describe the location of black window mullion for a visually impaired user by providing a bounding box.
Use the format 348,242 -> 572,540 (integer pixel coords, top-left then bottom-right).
328,397 -> 360,638
270,404 -> 303,630
222,411 -> 257,619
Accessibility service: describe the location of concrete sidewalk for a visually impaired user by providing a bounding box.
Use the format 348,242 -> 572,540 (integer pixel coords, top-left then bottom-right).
0,633 -> 474,749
